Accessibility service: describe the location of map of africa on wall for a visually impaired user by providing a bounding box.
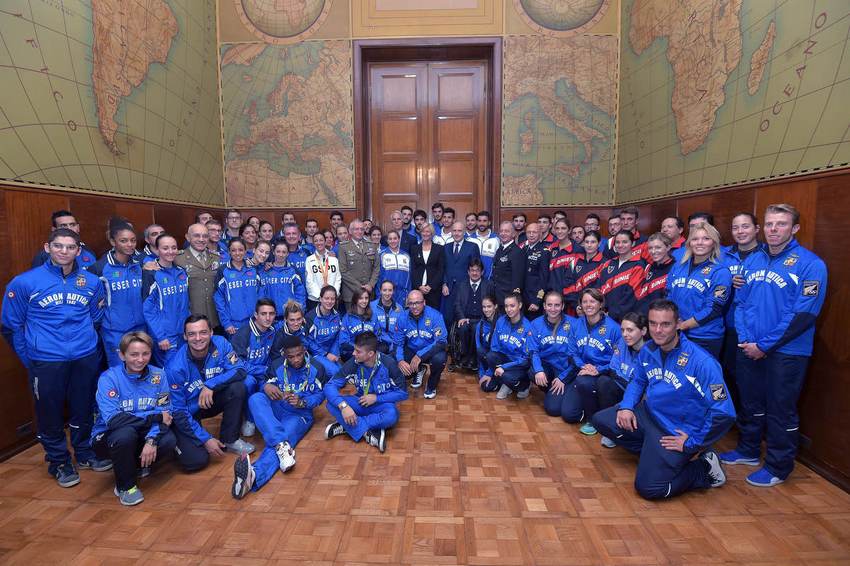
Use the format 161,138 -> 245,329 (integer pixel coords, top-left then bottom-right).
0,0 -> 224,205
502,34 -> 617,206
220,40 -> 355,208
617,0 -> 850,203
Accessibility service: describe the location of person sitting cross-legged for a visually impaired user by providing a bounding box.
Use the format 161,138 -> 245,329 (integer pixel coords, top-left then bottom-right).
232,335 -> 326,499
324,332 -> 408,452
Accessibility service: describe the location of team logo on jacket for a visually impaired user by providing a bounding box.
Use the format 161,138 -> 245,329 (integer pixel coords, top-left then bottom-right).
156,392 -> 169,406
228,351 -> 238,363
171,383 -> 180,390
784,255 -> 798,266
598,326 -> 606,335
435,327 -> 442,336
107,389 -> 118,398
677,352 -> 689,367
701,266 -> 711,275
425,318 -> 431,326
75,275 -> 87,288
803,280 -> 819,297
112,270 -> 121,278
563,322 -> 571,332
607,265 -> 614,274
710,384 -> 727,401
713,285 -> 728,300
576,265 -> 583,273
150,375 -> 161,385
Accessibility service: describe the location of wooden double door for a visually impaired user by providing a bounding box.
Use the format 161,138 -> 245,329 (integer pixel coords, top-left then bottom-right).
367,60 -> 488,226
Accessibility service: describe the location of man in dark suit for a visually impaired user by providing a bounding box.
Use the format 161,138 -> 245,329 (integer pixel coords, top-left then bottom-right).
491,221 -> 526,305
452,258 -> 492,370
522,222 -> 550,320
384,210 -> 417,253
441,221 -> 480,329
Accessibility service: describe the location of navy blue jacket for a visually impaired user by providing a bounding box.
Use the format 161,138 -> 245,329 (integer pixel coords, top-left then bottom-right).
305,306 -> 343,359
522,241 -> 551,309
231,318 -> 277,380
259,264 -> 306,313
490,314 -> 532,371
443,239 -> 481,292
263,356 -> 325,419
214,262 -> 260,330
2,261 -> 104,365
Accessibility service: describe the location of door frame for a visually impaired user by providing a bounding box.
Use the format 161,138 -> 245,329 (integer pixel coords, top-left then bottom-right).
353,38 -> 502,222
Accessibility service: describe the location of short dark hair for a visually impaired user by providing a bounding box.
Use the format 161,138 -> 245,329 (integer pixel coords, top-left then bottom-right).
688,211 -> 714,226
647,299 -> 679,319
401,205 -> 413,214
554,210 -> 567,218
431,202 -> 444,212
664,216 -> 685,230
512,213 -> 527,221
51,210 -> 75,227
584,230 -> 601,242
155,233 -> 176,248
255,298 -> 276,312
621,311 -> 648,332
184,314 -> 212,330
504,291 -> 523,305
228,237 -> 246,250
620,206 -> 639,218
443,207 -> 455,217
465,212 -> 477,220
330,210 -> 344,220
305,217 -> 318,226
354,331 -> 379,353
538,214 -> 551,222
615,229 -> 636,242
586,213 -> 601,222
194,211 -> 213,223
477,210 -> 491,220
413,209 -> 428,220
281,334 -> 303,351
319,285 -> 338,299
732,212 -> 758,226
47,227 -> 80,244
108,217 -> 134,240
468,257 -> 484,271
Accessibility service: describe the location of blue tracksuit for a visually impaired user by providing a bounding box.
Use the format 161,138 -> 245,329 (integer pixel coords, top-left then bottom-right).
142,264 -> 190,366
372,299 -> 404,352
667,257 -> 732,354
89,251 -> 145,367
1,261 -> 104,468
529,315 -> 575,382
733,238 -> 827,479
475,317 -> 496,379
247,357 -> 325,490
231,318 -> 277,400
166,337 -> 247,443
325,357 -> 408,440
339,311 -> 382,358
214,262 -> 260,331
394,306 -> 448,391
287,246 -> 310,281
32,243 -> 97,271
608,337 -> 641,391
91,364 -> 171,441
593,334 -> 736,499
305,306 -> 343,376
259,264 -> 306,313
377,249 -> 411,306
721,244 -> 759,329
482,315 -> 532,391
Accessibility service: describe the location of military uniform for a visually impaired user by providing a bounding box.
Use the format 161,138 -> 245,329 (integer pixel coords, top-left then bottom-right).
175,248 -> 221,328
338,239 -> 380,304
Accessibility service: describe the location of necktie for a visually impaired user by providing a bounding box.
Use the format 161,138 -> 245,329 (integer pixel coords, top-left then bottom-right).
454,243 -> 460,256
472,282 -> 478,294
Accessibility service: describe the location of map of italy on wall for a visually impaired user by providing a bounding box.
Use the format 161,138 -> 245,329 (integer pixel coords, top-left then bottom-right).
0,0 -> 224,204
617,0 -> 850,203
220,40 -> 355,208
502,34 -> 617,206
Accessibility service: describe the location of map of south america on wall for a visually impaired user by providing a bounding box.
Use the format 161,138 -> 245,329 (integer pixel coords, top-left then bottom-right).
502,34 -> 617,206
220,40 -> 355,208
617,0 -> 850,203
0,0 -> 224,204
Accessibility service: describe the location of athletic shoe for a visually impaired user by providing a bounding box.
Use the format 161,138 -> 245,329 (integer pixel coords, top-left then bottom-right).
138,466 -> 151,479
579,423 -> 598,436
114,485 -> 145,506
412,365 -> 427,388
746,467 -> 784,488
423,388 -> 437,399
225,439 -> 255,455
516,384 -> 531,399
241,420 -> 256,437
53,463 -> 80,488
701,450 -> 727,488
276,441 -> 296,473
78,458 -> 113,472
364,429 -> 386,453
231,452 -> 255,500
718,449 -> 760,466
325,422 -> 345,439
600,436 -> 617,449
495,384 -> 512,400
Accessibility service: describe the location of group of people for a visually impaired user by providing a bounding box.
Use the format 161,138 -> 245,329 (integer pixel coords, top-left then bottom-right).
0,200 -> 826,506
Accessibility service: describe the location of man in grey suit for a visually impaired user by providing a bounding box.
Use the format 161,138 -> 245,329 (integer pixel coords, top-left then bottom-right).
338,219 -> 380,308
175,223 -> 222,329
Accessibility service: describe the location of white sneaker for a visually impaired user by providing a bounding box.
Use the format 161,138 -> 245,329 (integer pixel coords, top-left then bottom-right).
411,366 -> 426,388
600,436 -> 616,449
225,438 -> 256,455
516,384 -> 531,399
276,441 -> 296,473
701,450 -> 726,488
241,420 -> 256,437
495,384 -> 512,400
231,453 -> 255,499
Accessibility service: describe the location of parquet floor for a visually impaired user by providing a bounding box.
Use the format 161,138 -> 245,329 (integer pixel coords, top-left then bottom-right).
2,372 -> 850,565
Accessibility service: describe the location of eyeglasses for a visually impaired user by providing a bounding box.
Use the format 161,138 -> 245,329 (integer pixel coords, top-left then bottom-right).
408,300 -> 425,306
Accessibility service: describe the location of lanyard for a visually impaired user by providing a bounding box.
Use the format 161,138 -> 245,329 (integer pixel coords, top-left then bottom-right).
315,252 -> 329,285
281,360 -> 311,393
359,359 -> 381,395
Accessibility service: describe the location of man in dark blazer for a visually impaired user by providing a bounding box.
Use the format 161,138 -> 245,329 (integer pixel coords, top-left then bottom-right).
491,221 -> 526,306
522,222 -> 550,320
384,210 -> 417,253
452,258 -> 493,370
441,221 -> 480,329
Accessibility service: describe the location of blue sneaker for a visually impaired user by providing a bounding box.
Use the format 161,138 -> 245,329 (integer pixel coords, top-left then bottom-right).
718,450 -> 760,466
746,467 -> 785,487
579,423 -> 597,436
78,458 -> 113,472
53,463 -> 80,488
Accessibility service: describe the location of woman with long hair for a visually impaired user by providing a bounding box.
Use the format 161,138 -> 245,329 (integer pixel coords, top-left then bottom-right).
636,233 -> 674,314
340,288 -> 384,359
304,285 -> 343,376
597,230 -> 645,322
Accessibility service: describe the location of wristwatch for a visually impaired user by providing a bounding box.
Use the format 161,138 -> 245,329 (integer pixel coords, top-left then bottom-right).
338,401 -> 349,410
145,438 -> 157,447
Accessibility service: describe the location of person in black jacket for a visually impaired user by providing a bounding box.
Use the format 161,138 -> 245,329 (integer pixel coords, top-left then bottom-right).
521,222 -> 550,319
442,221 -> 481,329
410,224 -> 445,309
491,221 -> 526,305
452,259 -> 493,370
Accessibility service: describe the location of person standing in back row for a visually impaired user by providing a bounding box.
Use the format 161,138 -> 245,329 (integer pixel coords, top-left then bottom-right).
491,221 -> 526,306
338,220 -> 380,311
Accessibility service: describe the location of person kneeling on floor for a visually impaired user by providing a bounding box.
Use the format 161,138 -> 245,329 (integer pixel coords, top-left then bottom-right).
325,331 -> 408,452
232,335 -> 326,499
592,299 -> 736,500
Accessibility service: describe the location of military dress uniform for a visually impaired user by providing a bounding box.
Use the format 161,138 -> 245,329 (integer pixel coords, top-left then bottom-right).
175,248 -> 221,329
338,239 -> 380,305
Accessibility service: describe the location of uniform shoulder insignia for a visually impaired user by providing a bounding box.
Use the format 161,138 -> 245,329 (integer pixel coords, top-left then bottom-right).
171,383 -> 180,390
802,280 -> 819,296
425,318 -> 431,325
607,265 -> 614,273
434,327 -> 442,336
228,351 -> 238,364
156,392 -> 169,406
709,383 -> 727,401
6,291 -> 13,298
563,322 -> 570,331
212,350 -> 219,358
713,285 -> 728,300
107,389 -> 118,398
76,274 -> 87,288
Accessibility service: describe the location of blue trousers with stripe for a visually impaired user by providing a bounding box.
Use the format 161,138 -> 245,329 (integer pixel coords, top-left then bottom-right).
248,392 -> 314,491
326,395 -> 399,441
